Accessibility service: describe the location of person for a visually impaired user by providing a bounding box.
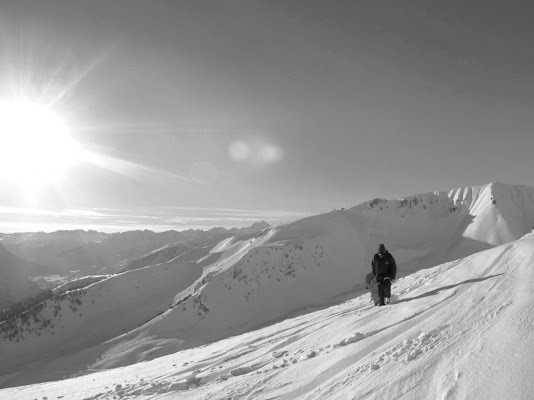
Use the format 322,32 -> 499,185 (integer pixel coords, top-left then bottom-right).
371,244 -> 397,306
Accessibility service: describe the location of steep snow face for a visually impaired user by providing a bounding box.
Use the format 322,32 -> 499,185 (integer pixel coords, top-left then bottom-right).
440,183 -> 534,262
3,233 -> 534,399
488,183 -> 534,238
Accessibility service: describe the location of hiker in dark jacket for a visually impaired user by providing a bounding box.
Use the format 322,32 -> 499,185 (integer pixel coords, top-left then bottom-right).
371,244 -> 397,306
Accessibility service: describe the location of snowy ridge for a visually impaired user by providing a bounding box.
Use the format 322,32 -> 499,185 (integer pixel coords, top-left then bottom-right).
52,275 -> 108,295
353,182 -> 534,261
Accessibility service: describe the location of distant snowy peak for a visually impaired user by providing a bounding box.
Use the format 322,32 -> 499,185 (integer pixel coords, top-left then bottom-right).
236,221 -> 271,234
120,221 -> 271,272
0,230 -> 110,245
208,221 -> 270,235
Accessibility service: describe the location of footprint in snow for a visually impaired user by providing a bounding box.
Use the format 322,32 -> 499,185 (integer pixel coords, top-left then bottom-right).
230,363 -> 264,376
273,360 -> 289,369
230,366 -> 255,376
374,325 -> 448,366
304,350 -> 317,358
272,350 -> 288,359
336,332 -> 366,347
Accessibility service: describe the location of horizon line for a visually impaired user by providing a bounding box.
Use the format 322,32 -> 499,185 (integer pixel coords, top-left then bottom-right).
0,205 -> 316,234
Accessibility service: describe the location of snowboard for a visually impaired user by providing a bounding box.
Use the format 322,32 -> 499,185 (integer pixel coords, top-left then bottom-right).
365,272 -> 380,306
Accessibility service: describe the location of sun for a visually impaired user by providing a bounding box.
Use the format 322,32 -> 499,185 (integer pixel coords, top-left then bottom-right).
0,98 -> 85,186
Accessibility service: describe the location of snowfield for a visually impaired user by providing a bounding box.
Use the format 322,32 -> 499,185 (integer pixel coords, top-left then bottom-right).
1,182 -> 534,399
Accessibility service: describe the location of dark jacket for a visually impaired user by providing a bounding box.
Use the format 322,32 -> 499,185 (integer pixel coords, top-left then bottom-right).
372,251 -> 397,282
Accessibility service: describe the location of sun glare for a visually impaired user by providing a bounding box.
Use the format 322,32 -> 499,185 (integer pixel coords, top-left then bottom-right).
0,98 -> 85,186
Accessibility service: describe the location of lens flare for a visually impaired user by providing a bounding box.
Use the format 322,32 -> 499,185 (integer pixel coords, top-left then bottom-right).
228,139 -> 283,165
228,140 -> 251,161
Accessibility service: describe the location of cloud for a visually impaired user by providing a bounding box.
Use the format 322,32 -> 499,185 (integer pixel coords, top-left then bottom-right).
83,150 -> 189,183
188,161 -> 219,184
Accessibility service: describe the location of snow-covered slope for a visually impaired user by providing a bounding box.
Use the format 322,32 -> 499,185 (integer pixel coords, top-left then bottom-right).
1,183 -> 533,390
3,228 -> 534,399
0,260 -> 203,377
52,275 -> 108,295
0,229 -> 270,387
120,242 -> 193,272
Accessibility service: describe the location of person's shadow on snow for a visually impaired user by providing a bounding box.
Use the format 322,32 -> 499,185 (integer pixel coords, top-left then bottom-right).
394,274 -> 504,304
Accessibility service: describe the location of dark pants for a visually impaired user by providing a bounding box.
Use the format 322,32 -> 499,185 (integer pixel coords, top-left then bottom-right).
377,279 -> 391,305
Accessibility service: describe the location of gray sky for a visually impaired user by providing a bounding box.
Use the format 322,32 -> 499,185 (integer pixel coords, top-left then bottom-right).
0,0 -> 533,232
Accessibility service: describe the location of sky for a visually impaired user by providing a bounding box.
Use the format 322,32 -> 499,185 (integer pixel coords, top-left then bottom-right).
0,0 -> 533,232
